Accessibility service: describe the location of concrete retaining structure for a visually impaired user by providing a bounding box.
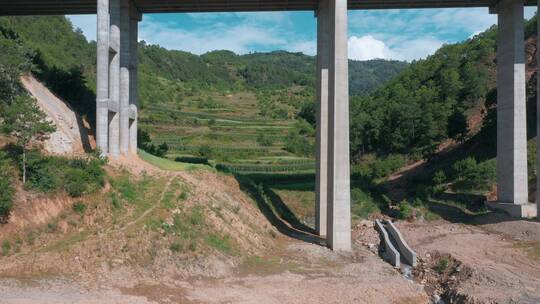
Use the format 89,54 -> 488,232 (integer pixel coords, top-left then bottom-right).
384,220 -> 417,267
375,220 -> 400,268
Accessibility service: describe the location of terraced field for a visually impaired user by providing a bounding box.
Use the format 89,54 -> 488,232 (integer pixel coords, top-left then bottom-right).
139,89 -> 315,173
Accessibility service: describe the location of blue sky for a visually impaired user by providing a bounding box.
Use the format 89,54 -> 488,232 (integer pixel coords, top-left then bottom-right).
68,7 -> 536,62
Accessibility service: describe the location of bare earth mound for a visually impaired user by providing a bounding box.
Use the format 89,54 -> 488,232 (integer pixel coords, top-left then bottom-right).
0,157 -> 430,304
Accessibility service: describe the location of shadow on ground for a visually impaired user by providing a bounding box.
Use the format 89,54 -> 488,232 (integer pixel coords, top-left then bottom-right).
233,174 -> 324,246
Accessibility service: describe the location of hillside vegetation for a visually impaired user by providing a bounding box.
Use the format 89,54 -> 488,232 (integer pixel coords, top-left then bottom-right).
2,14 -> 539,225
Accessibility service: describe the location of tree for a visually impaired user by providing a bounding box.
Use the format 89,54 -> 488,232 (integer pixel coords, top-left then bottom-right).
2,96 -> 55,183
447,109 -> 469,142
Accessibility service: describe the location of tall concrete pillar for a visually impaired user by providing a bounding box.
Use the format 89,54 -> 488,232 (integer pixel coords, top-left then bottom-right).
315,1 -> 329,237
537,0 -> 540,219
96,0 -> 109,155
108,0 -> 121,156
324,0 -> 351,251
129,7 -> 139,154
496,0 -> 528,206
119,0 -> 131,155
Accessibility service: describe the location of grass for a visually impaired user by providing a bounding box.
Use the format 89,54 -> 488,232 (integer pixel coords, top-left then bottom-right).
205,233 -> 234,254
434,256 -> 450,274
138,149 -> 209,171
515,241 -> 540,261
2,239 -> 11,256
39,230 -> 91,253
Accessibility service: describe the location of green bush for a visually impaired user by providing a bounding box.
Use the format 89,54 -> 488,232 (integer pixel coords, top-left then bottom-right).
284,131 -> 313,157
432,170 -> 447,193
206,233 -> 233,254
2,239 -> 10,256
256,132 -> 274,147
452,157 -> 496,192
0,152 -> 15,221
371,154 -> 407,178
434,256 -> 450,274
350,188 -> 380,219
24,151 -> 105,197
197,145 -> 213,158
397,200 -> 415,220
174,156 -> 209,165
72,201 -> 87,215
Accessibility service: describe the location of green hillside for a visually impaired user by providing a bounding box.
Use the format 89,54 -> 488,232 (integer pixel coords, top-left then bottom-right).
2,14 -> 538,222
0,15 -> 407,170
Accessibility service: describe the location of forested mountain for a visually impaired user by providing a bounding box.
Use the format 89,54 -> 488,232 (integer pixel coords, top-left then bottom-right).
348,17 -> 538,160
0,16 -> 406,117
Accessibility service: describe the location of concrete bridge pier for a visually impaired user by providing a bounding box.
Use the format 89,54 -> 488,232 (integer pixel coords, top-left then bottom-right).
537,0 -> 540,219
489,0 -> 536,218
316,0 -> 352,251
315,0 -> 329,238
129,7 -> 139,154
96,0 -> 139,157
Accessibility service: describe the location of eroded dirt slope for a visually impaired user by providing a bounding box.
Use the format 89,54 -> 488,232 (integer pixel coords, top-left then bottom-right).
20,75 -> 94,155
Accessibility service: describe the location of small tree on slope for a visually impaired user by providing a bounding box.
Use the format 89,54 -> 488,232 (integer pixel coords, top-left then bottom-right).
2,95 -> 55,183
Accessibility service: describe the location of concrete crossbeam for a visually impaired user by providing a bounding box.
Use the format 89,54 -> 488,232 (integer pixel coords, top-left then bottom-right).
1,0 -> 538,16
324,0 -> 351,251
496,0 -> 528,208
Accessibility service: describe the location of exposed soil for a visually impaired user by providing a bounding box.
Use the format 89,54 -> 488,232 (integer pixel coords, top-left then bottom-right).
20,75 -> 95,155
396,218 -> 540,303
0,240 -> 429,304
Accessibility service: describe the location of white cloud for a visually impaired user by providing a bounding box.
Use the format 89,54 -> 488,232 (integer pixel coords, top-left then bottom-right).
348,35 -> 443,61
396,38 -> 444,61
68,7 -> 537,61
67,15 -> 96,41
139,16 -> 286,54
289,40 -> 316,55
348,35 -> 391,60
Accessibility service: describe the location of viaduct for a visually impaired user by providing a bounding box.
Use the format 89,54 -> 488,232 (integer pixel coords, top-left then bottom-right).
0,0 -> 538,251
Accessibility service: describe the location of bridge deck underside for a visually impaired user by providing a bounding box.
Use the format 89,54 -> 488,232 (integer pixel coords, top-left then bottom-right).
0,0 -> 536,15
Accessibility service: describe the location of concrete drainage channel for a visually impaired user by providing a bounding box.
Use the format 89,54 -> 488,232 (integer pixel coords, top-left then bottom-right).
375,219 -> 417,278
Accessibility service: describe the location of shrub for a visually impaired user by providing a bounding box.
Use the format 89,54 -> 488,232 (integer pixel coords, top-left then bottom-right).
433,170 -> 446,186
206,233 -> 233,254
0,152 -> 15,222
178,191 -> 188,201
72,201 -> 87,215
24,151 -> 106,197
170,240 -> 182,252
197,145 -> 213,158
284,131 -> 313,157
371,154 -> 407,178
174,156 -> 208,165
432,170 -> 447,193
189,206 -> 204,226
452,157 -> 496,192
397,200 -> 415,220
350,188 -> 380,219
256,132 -> 274,147
434,256 -> 450,274
2,239 -> 10,256
64,168 -> 88,197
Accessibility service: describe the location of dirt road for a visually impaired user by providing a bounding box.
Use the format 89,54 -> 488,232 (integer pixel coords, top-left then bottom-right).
0,242 -> 428,304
